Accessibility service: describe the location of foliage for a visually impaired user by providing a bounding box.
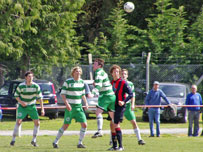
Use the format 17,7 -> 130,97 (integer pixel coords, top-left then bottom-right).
146,0 -> 189,64
188,6 -> 203,56
0,0 -> 85,78
84,0 -> 149,64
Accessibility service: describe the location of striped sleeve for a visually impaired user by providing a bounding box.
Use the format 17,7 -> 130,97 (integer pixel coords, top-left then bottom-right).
94,72 -> 103,90
36,84 -> 42,99
61,80 -> 69,95
14,86 -> 21,98
92,71 -> 102,95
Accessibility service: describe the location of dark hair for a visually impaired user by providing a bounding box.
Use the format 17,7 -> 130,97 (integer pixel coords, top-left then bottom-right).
25,71 -> 34,77
94,58 -> 104,67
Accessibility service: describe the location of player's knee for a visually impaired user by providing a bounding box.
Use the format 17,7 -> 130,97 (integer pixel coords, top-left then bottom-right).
16,119 -> 22,126
63,124 -> 69,130
34,120 -> 40,126
82,123 -> 87,128
96,108 -> 103,116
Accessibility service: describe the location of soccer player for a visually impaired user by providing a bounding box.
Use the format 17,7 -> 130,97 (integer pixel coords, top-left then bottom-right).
91,58 -> 116,138
53,66 -> 88,149
122,69 -> 145,145
10,71 -> 45,147
109,65 -> 133,151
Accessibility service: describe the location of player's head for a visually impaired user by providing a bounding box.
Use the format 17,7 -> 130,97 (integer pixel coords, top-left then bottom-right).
93,58 -> 104,71
110,64 -> 121,80
191,84 -> 197,94
25,71 -> 34,83
122,69 -> 128,80
153,81 -> 159,91
71,66 -> 82,79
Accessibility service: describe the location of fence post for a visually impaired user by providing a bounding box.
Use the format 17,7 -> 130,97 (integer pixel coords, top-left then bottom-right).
88,53 -> 93,80
146,52 -> 151,92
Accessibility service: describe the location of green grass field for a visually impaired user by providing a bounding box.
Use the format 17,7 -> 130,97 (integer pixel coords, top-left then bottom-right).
1,110 -> 203,151
0,109 -> 189,131
1,134 -> 203,152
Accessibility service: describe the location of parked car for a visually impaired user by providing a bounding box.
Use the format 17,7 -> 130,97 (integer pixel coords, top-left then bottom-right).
142,82 -> 190,123
0,79 -> 58,119
57,80 -> 98,118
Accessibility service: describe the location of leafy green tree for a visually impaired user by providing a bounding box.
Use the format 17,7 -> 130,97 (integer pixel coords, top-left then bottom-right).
0,0 -> 84,78
84,1 -> 128,62
146,0 -> 188,64
85,0 -> 149,64
171,0 -> 203,25
188,7 -> 203,57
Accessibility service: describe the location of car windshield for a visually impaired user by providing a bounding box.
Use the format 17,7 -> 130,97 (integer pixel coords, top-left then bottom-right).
0,83 -> 9,95
39,83 -> 53,95
159,85 -> 185,98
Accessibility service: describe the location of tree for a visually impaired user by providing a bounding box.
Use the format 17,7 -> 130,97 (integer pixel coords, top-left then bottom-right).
146,0 -> 188,64
188,7 -> 203,57
85,0 -> 148,64
0,0 -> 85,79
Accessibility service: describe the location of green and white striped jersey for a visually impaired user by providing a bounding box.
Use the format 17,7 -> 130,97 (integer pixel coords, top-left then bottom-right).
92,68 -> 114,96
14,82 -> 42,105
126,80 -> 136,104
61,78 -> 85,104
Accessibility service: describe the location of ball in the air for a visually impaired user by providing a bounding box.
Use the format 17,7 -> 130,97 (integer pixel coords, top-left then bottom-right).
124,2 -> 135,13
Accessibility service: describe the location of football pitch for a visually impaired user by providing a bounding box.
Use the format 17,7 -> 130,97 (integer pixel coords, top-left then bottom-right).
1,134 -> 203,152
1,112 -> 203,151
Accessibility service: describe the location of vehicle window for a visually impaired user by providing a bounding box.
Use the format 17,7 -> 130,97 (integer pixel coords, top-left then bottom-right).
39,84 -> 53,95
0,83 -> 9,95
159,85 -> 185,98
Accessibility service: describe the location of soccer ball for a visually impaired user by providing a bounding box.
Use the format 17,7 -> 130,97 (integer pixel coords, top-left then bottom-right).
124,2 -> 135,13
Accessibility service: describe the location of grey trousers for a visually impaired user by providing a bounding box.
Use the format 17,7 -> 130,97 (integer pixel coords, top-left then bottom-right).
188,111 -> 200,136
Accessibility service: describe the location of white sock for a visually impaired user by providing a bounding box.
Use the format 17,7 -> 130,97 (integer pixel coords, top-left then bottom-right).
18,124 -> 22,137
54,128 -> 64,144
97,114 -> 103,133
32,125 -> 39,142
134,128 -> 141,141
78,128 -> 87,145
12,123 -> 20,141
110,133 -> 112,143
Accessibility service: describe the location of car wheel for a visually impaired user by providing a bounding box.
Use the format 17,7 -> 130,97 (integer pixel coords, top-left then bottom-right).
179,109 -> 187,123
48,112 -> 58,119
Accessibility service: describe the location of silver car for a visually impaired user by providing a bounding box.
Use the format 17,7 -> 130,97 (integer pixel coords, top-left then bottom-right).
57,80 -> 98,118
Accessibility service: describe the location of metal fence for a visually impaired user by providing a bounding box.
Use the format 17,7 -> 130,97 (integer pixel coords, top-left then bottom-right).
0,63 -> 202,104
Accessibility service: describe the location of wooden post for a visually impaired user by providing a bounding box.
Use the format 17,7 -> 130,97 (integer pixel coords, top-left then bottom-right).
88,54 -> 93,80
146,52 -> 151,92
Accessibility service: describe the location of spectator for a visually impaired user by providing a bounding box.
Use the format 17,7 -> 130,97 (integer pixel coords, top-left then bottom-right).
185,85 -> 202,137
145,81 -> 171,137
